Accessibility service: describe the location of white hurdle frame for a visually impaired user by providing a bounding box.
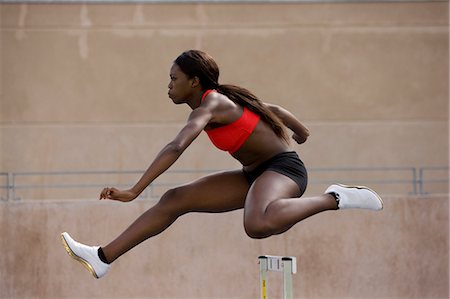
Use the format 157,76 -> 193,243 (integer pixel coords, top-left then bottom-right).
258,255 -> 297,299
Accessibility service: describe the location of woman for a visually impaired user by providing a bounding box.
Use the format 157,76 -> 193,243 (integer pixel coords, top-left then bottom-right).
61,50 -> 383,279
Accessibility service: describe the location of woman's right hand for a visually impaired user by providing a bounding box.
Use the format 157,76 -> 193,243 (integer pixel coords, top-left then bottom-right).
99,187 -> 137,202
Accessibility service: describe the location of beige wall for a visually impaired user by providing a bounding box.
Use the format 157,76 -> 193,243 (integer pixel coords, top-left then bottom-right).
0,2 -> 449,299
0,195 -> 448,298
1,2 -> 448,177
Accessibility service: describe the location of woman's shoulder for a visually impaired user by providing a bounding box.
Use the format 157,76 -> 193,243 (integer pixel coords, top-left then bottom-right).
202,90 -> 236,109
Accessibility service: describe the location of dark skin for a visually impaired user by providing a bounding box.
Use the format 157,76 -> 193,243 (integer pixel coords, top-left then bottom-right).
98,63 -> 337,263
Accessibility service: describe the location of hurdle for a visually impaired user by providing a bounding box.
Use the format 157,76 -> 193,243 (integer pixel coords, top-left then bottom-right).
258,255 -> 297,299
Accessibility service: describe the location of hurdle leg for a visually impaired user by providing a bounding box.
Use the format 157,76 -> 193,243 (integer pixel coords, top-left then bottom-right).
259,255 -> 297,299
259,256 -> 269,299
282,257 -> 297,299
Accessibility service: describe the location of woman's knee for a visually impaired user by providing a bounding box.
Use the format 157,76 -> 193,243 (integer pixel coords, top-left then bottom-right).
157,186 -> 190,216
244,218 -> 274,239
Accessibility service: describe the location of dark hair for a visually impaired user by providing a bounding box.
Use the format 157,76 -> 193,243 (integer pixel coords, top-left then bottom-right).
174,50 -> 289,142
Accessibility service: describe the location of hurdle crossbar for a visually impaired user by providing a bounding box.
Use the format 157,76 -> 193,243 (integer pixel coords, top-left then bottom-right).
258,255 -> 297,299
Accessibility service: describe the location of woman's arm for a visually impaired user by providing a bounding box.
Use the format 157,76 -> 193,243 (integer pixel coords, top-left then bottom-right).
265,103 -> 310,144
100,107 -> 213,201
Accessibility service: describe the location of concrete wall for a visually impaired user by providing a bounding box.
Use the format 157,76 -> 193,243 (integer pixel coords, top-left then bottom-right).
0,195 -> 448,298
1,2 -> 449,298
1,2 -> 448,179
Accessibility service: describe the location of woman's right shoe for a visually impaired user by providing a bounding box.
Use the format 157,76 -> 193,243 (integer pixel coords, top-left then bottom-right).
61,232 -> 110,279
325,184 -> 383,211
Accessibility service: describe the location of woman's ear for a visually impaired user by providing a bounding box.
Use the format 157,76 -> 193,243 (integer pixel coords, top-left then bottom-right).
191,76 -> 200,88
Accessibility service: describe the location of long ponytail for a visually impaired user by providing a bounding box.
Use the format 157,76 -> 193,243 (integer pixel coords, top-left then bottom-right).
216,84 -> 289,143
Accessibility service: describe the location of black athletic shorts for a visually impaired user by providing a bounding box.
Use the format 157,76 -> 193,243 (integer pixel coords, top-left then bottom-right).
242,151 -> 308,196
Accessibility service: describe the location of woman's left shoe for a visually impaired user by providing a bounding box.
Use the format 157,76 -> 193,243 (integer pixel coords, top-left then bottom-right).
61,232 -> 110,278
325,184 -> 383,211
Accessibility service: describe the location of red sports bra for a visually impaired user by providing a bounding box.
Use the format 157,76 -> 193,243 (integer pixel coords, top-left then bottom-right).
202,89 -> 260,154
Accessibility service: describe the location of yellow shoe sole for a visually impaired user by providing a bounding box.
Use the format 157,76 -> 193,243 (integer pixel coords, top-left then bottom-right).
61,233 -> 99,279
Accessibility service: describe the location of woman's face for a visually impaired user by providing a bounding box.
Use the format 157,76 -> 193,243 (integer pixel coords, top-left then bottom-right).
167,63 -> 194,104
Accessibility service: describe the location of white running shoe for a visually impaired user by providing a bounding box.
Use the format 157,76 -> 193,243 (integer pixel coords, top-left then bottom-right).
61,232 -> 110,279
325,184 -> 383,211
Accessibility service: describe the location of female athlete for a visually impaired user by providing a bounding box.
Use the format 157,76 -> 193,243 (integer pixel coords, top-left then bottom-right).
61,50 -> 383,278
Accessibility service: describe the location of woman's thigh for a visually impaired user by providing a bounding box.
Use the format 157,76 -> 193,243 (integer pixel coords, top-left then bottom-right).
159,170 -> 250,213
244,170 -> 301,219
